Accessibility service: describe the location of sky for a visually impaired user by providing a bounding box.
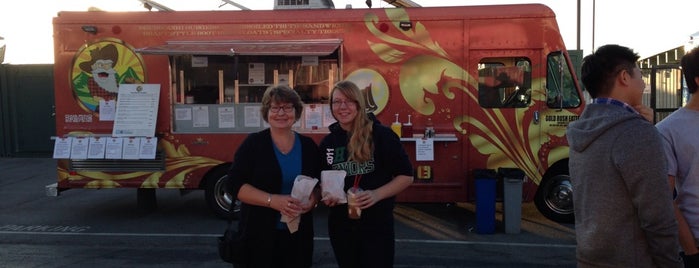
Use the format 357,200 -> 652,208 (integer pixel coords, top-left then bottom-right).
0,0 -> 697,64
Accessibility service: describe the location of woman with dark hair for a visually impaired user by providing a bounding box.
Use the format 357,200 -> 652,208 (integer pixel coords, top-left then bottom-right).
226,85 -> 321,268
319,80 -> 414,267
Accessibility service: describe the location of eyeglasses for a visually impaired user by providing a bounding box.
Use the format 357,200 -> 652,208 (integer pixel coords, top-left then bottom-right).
270,105 -> 294,114
331,99 -> 357,107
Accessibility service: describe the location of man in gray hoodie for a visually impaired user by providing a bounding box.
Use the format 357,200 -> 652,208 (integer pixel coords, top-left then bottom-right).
567,44 -> 682,267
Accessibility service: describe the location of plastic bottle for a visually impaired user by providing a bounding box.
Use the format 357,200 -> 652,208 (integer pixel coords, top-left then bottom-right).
402,114 -> 413,138
391,113 -> 402,137
425,118 -> 435,138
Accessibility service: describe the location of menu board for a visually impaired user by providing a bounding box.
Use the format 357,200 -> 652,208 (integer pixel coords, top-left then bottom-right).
112,84 -> 160,137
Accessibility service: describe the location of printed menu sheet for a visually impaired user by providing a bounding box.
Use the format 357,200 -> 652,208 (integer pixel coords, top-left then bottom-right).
105,137 -> 124,159
192,106 -> 210,128
304,105 -> 323,130
52,137 -> 73,159
112,84 -> 160,137
218,107 -> 235,128
69,137 -> 89,160
138,137 -> 157,159
248,63 -> 265,84
416,138 -> 435,161
87,137 -> 107,159
122,137 -> 141,160
244,105 -> 262,127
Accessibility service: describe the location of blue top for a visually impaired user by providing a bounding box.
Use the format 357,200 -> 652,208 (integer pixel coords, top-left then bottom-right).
273,132 -> 302,229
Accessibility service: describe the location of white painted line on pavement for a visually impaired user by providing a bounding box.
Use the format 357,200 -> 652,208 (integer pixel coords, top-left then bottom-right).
394,238 -> 576,248
0,231 -> 576,249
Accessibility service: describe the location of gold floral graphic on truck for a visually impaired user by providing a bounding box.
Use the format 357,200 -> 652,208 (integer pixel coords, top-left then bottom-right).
360,9 -> 572,183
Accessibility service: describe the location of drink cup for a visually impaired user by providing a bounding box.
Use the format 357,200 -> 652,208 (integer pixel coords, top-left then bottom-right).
347,187 -> 363,219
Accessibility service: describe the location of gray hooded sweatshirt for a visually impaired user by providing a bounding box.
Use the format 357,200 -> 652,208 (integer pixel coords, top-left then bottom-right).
567,103 -> 681,268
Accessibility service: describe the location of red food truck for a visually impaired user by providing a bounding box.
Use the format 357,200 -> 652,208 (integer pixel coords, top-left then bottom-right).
50,4 -> 584,223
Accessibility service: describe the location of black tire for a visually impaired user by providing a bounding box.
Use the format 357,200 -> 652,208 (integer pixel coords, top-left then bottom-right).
204,165 -> 240,220
534,161 -> 575,224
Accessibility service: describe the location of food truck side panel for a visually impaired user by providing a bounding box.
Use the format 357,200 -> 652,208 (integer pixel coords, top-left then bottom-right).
52,5 -> 583,222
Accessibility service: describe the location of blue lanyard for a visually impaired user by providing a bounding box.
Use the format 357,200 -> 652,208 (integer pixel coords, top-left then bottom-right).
592,98 -> 639,115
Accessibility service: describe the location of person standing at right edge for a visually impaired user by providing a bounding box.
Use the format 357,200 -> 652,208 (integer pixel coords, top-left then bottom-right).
657,46 -> 699,268
566,44 -> 682,267
319,80 -> 414,268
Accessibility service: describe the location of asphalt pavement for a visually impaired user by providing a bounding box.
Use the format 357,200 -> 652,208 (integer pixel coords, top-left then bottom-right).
0,157 -> 577,267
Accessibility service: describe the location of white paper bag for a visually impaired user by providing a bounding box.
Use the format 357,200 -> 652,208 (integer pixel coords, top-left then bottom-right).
320,170 -> 347,204
281,175 -> 318,233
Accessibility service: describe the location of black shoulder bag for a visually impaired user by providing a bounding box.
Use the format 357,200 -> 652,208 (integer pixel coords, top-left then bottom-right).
217,214 -> 247,264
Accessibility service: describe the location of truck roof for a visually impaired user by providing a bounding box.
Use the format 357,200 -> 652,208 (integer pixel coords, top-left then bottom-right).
54,4 -> 556,24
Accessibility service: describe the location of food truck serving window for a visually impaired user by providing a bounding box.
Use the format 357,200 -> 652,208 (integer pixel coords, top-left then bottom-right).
136,39 -> 342,134
136,39 -> 342,56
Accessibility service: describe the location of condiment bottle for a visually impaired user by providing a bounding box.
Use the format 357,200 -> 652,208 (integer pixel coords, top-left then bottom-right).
402,115 -> 413,138
391,113 -> 402,137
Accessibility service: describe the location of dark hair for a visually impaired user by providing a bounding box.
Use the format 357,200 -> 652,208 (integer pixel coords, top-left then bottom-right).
681,46 -> 699,94
260,85 -> 304,123
581,44 -> 640,98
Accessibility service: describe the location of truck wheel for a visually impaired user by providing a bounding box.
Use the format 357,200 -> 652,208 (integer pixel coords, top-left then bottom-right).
204,166 -> 240,220
534,163 -> 574,224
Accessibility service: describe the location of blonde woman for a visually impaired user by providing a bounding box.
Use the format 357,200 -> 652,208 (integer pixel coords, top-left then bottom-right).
320,80 -> 413,267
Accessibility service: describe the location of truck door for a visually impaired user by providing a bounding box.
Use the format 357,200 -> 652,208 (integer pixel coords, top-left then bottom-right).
467,49 -> 540,198
533,51 -> 582,223
540,52 -> 582,165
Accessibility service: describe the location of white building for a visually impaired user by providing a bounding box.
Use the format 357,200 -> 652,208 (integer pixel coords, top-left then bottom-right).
274,0 -> 335,9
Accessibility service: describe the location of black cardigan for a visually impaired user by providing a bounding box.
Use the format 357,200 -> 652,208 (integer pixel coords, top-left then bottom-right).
226,129 -> 321,267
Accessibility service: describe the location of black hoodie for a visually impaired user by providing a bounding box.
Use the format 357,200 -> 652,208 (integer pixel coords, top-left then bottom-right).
319,113 -> 413,223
